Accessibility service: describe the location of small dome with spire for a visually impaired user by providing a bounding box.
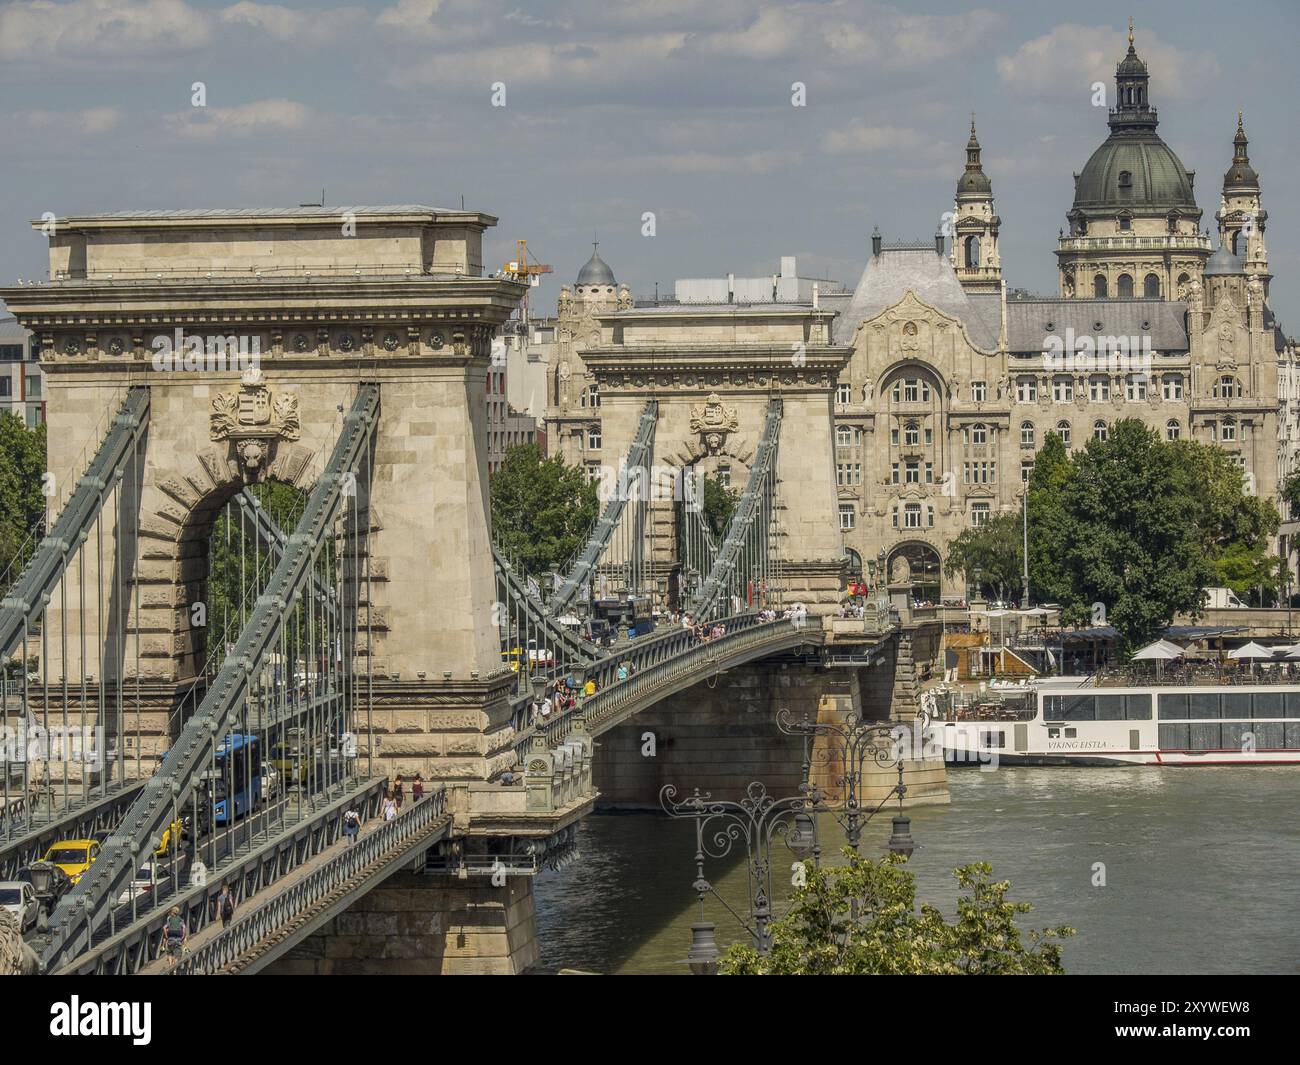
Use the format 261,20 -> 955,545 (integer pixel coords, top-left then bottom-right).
1116,19 -> 1149,78
1223,112 -> 1259,191
956,116 -> 992,198
576,242 -> 616,286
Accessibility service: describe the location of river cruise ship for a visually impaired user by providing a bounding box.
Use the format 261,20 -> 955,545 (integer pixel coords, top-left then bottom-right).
926,676 -> 1300,766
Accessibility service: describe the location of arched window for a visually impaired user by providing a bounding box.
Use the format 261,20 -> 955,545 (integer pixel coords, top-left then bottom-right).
1221,418 -> 1237,442
972,423 -> 987,445
1093,420 -> 1108,441
836,425 -> 852,447
1231,230 -> 1241,256
1167,213 -> 1179,234
1216,375 -> 1242,399
964,235 -> 980,268
1094,275 -> 1108,298
1166,419 -> 1181,441
1020,421 -> 1035,447
1118,274 -> 1134,298
1144,273 -> 1161,298
904,421 -> 919,446
1056,421 -> 1072,447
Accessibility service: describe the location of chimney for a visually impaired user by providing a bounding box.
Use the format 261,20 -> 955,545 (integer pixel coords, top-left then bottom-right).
871,227 -> 882,257
812,282 -> 820,309
935,231 -> 945,257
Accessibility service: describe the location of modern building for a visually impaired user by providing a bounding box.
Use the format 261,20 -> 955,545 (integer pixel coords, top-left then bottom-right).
0,315 -> 44,427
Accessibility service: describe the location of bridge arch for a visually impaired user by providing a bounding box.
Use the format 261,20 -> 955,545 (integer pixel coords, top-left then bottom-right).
884,538 -> 943,602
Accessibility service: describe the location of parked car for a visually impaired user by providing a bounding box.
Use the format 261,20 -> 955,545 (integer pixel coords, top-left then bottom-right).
1201,586 -> 1246,609
260,763 -> 281,802
0,880 -> 39,933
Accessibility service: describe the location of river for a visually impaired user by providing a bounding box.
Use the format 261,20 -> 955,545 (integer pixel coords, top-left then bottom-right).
533,766 -> 1300,974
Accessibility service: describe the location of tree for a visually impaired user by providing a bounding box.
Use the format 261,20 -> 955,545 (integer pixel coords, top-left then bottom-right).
0,413 -> 47,589
489,443 -> 598,575
944,512 -> 1022,602
721,851 -> 1073,975
1030,420 -> 1212,652
701,474 -> 738,538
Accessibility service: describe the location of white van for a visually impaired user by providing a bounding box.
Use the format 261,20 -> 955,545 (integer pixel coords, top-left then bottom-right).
1201,587 -> 1246,609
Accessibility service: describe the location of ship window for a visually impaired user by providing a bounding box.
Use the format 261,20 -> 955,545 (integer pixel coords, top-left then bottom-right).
1047,728 -> 1060,739
1064,728 -> 1077,739
1158,693 -> 1189,719
979,730 -> 1006,749
1096,695 -> 1125,720
1190,724 -> 1222,751
1253,692 -> 1283,719
1254,722 -> 1284,749
1220,722 -> 1250,752
1159,723 -> 1190,749
1284,693 -> 1300,718
1189,692 -> 1221,719
1222,693 -> 1251,720
1059,695 -> 1096,721
1125,696 -> 1152,720
1288,723 -> 1300,749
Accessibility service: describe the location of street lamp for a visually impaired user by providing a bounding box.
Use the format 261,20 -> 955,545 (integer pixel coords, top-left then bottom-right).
776,707 -> 917,858
661,780 -> 822,965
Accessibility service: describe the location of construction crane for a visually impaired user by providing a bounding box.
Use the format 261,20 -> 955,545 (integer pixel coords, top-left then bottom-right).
500,239 -> 552,323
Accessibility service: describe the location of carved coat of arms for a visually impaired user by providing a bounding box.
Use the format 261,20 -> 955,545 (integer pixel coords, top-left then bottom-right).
689,392 -> 739,455
211,366 -> 301,479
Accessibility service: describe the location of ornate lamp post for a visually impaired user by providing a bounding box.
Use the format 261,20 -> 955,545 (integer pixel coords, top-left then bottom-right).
660,780 -> 822,967
776,708 -> 916,858
616,586 -> 630,642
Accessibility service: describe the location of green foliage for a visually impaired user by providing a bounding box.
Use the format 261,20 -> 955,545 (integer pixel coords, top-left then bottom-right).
0,414 -> 47,587
944,512 -> 1022,601
721,851 -> 1073,975
701,475 -> 739,539
490,443 -> 598,575
1025,420 -> 1283,651
206,481 -> 308,657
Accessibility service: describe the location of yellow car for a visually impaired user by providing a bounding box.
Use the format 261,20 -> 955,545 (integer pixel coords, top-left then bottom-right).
44,839 -> 100,885
155,820 -> 185,859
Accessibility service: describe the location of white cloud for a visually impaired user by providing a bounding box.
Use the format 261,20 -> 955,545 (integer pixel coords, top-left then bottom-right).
0,0 -> 213,60
220,2 -> 365,47
996,24 -> 1219,101
162,98 -> 313,140
13,106 -> 124,134
821,121 -> 949,159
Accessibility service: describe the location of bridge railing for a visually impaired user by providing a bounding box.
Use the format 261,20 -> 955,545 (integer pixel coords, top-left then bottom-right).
174,786 -> 450,975
514,614 -> 820,754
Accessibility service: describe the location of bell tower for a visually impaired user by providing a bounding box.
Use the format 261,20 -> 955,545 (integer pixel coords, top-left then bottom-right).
950,116 -> 1001,295
1217,112 -> 1270,294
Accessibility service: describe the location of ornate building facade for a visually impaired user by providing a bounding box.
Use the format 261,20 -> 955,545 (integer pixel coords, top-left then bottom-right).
540,29 -> 1296,603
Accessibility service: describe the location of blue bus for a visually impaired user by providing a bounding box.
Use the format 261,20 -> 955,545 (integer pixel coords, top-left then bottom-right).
212,733 -> 262,825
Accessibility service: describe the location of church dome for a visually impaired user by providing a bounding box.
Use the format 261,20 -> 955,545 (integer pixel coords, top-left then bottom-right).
1072,134 -> 1197,213
576,245 -> 616,286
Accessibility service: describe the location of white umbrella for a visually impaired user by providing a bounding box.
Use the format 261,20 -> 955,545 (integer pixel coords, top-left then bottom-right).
1228,642 -> 1276,660
1284,645 -> 1300,660
1131,639 -> 1184,661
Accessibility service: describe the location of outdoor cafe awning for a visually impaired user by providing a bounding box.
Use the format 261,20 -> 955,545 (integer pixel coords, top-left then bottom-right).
1131,639 -> 1185,661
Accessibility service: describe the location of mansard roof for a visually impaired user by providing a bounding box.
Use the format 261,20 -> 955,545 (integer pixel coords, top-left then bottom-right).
1004,298 -> 1189,353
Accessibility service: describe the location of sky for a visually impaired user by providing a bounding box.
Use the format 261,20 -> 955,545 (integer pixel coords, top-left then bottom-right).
1,0 -> 1298,326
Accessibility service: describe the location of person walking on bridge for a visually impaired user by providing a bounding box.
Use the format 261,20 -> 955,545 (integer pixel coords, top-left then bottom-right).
218,884 -> 236,929
165,906 -> 188,971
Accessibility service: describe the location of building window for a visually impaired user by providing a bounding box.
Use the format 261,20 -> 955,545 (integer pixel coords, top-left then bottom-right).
1093,420 -> 1108,441
1053,377 -> 1073,403
924,427 -> 933,445
890,463 -> 900,485
1125,376 -> 1147,401
1056,421 -> 1072,447
1020,421 -> 1035,447
588,384 -> 600,408
836,463 -> 861,486
904,461 -> 920,484
718,464 -> 731,487
1166,419 -> 1181,441
1118,170 -> 1132,189
587,426 -> 602,450
1094,275 -> 1108,298
1144,273 -> 1161,298
925,462 -> 934,484
971,380 -> 987,403
1117,274 -> 1134,297
1162,375 -> 1184,401
1021,459 -> 1034,482
904,503 -> 922,529
890,427 -> 899,446
1119,216 -> 1132,232
1089,377 -> 1110,402
1221,418 -> 1237,442
971,423 -> 987,445
839,504 -> 856,531
836,383 -> 851,405
0,378 -> 10,398
1216,375 -> 1242,399
836,425 -> 852,446
971,503 -> 991,527
1016,378 -> 1037,403
903,421 -> 919,446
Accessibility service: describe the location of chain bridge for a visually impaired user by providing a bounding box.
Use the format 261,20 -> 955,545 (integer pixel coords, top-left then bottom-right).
0,207 -> 942,974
